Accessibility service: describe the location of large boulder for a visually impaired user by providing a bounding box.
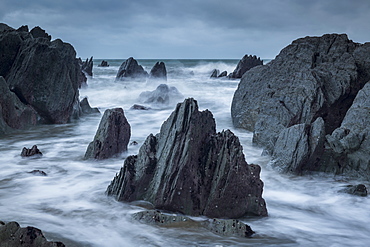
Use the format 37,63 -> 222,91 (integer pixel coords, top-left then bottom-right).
106,98 -> 267,218
228,54 -> 263,79
0,76 -> 38,135
231,34 -> 370,178
0,221 -> 65,247
115,57 -> 148,81
138,84 -> 183,106
149,61 -> 167,81
1,24 -> 85,125
84,108 -> 131,160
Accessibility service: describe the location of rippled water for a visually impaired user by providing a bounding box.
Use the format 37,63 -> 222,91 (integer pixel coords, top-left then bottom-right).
0,59 -> 369,246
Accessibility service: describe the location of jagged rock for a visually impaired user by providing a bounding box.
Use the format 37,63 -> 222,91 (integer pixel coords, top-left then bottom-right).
130,104 -> 151,110
82,56 -> 93,77
210,69 -> 219,78
98,60 -> 109,67
218,71 -> 227,78
339,184 -> 368,197
1,24 -> 84,124
0,23 -> 14,32
21,145 -> 43,157
115,57 -> 148,81
106,98 -> 267,218
0,76 -> 38,135
149,61 -> 167,81
138,84 -> 183,105
231,34 -> 370,178
28,170 -> 47,176
132,210 -> 255,238
228,54 -> 263,79
80,97 -> 100,115
84,108 -> 131,160
30,26 -> 51,41
16,25 -> 29,32
0,221 -> 65,247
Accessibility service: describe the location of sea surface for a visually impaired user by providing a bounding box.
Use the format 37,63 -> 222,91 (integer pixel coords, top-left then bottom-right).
0,59 -> 369,246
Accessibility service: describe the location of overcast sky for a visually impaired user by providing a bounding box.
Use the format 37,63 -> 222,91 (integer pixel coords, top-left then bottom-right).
1,0 -> 369,59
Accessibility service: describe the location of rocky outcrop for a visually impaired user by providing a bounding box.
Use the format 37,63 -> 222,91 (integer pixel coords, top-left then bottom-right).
210,69 -> 219,78
0,221 -> 65,247
98,60 -> 109,67
80,97 -> 100,115
21,145 -> 43,157
228,54 -> 263,79
84,108 -> 131,160
138,84 -> 183,106
339,184 -> 368,197
132,210 -> 255,238
231,34 -> 370,178
0,76 -> 38,135
149,61 -> 167,81
218,71 -> 227,78
81,56 -> 93,77
106,98 -> 267,218
1,24 -> 84,125
115,57 -> 148,81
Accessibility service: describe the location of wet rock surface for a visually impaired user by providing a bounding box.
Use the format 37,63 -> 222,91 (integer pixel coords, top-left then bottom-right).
81,56 -> 93,77
149,61 -> 167,81
339,184 -> 368,197
80,97 -> 100,115
231,34 -> 370,178
132,210 -> 255,238
84,108 -> 131,160
21,145 -> 43,157
107,98 -> 267,218
138,84 -> 183,105
98,60 -> 109,67
228,54 -> 263,79
0,221 -> 65,247
115,57 -> 148,81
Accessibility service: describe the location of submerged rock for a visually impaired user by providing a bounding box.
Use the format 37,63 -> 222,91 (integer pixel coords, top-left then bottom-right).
0,221 -> 65,247
115,57 -> 148,81
106,98 -> 267,218
149,61 -> 167,81
138,84 -> 183,105
132,210 -> 255,238
130,104 -> 151,110
339,184 -> 368,197
21,145 -> 43,157
28,170 -> 47,176
228,54 -> 263,79
231,34 -> 370,178
84,108 -> 131,160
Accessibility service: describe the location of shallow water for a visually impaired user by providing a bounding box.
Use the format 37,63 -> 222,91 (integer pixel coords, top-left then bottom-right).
0,59 -> 369,246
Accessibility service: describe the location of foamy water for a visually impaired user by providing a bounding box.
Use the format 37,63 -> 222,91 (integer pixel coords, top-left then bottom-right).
0,59 -> 369,246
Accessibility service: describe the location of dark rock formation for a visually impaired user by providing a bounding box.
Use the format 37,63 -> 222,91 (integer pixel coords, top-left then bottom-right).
30,26 -> 51,41
149,61 -> 167,81
21,145 -> 43,157
106,98 -> 267,218
84,108 -> 131,160
0,24 -> 84,125
228,54 -> 263,79
132,210 -> 255,238
115,57 -> 148,81
138,84 -> 183,105
98,60 -> 109,67
130,104 -> 151,110
231,34 -> 370,178
80,97 -> 100,115
210,69 -> 219,78
339,184 -> 368,197
0,76 -> 38,135
81,56 -> 93,77
28,170 -> 47,176
218,71 -> 228,78
0,221 -> 65,247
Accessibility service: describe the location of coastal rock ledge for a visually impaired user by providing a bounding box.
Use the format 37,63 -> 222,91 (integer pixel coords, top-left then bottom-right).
106,98 -> 267,218
231,33 -> 370,178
